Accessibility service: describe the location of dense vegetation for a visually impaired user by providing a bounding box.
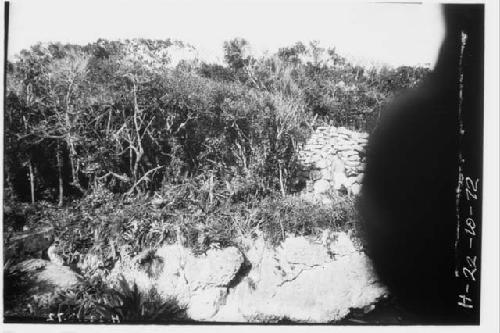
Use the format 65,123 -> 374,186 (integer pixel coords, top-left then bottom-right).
4,38 -> 428,205
4,38 -> 429,322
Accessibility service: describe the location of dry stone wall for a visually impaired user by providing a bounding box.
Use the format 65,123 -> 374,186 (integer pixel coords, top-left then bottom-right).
296,126 -> 369,198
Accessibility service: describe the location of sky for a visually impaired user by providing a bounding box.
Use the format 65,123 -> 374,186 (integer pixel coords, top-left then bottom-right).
7,0 -> 445,67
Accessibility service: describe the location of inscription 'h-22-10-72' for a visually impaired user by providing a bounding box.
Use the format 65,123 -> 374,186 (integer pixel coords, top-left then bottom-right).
457,175 -> 480,309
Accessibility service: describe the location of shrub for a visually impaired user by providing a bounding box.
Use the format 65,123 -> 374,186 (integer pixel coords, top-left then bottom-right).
257,193 -> 358,245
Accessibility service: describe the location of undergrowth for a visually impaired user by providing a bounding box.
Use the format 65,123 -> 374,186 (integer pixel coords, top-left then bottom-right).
4,181 -> 358,320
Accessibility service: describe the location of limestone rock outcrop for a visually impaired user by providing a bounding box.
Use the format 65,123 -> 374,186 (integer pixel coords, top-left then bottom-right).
214,233 -> 387,323
107,232 -> 387,323
107,245 -> 245,321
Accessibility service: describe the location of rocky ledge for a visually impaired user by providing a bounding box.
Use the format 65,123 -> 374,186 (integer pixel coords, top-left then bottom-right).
106,231 -> 388,323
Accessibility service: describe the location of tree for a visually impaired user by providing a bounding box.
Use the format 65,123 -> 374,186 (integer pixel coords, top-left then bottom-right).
223,38 -> 255,83
47,48 -> 90,196
5,44 -> 55,203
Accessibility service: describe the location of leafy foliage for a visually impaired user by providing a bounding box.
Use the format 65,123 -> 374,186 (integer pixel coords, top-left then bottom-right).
5,38 -> 429,203
4,38 -> 428,320
10,272 -> 187,323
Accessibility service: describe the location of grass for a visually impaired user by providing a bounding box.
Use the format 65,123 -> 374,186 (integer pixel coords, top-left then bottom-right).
4,183 -> 359,320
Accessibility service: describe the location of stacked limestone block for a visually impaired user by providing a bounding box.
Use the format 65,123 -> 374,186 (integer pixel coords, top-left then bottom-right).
296,126 -> 369,198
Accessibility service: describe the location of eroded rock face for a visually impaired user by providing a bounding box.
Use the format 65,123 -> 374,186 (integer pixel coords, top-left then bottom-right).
215,234 -> 387,323
107,233 -> 387,323
107,245 -> 245,321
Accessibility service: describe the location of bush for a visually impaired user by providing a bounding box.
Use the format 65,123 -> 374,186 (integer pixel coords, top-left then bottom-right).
257,193 -> 358,245
15,273 -> 187,323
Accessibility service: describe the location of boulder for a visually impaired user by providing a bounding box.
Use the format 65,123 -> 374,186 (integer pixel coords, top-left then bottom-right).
353,144 -> 365,153
215,235 -> 388,323
6,259 -> 82,309
108,245 -> 244,321
332,172 -> 347,191
344,160 -> 360,168
107,233 -> 387,323
335,145 -> 352,152
321,167 -> 334,181
346,177 -> 358,187
10,259 -> 82,289
310,170 -> 322,181
313,179 -> 331,194
187,288 -> 228,320
330,160 -> 344,175
315,159 -> 329,169
5,226 -> 54,260
345,168 -> 358,177
184,247 -> 244,290
351,183 -> 361,196
346,154 -> 361,161
330,232 -> 357,256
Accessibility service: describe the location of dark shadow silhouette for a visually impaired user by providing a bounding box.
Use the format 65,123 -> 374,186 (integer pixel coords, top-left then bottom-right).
360,4 -> 483,324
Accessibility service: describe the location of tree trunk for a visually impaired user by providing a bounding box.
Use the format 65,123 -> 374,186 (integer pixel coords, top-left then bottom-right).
279,164 -> 286,197
28,159 -> 35,204
56,143 -> 64,207
68,150 -> 83,193
65,79 -> 83,193
106,108 -> 112,136
131,80 -> 144,186
209,173 -> 214,205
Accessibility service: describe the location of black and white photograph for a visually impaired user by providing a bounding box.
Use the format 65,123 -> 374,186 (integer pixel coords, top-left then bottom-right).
1,0 -> 498,330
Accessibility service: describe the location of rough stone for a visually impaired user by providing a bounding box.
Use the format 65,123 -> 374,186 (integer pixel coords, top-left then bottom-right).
296,126 -> 369,198
330,232 -> 357,256
346,176 -> 358,187
187,288 -> 228,320
7,259 -> 82,308
184,247 -> 244,290
344,160 -> 360,168
310,169 -> 322,181
5,226 -> 54,260
279,236 -> 331,266
215,235 -> 388,323
351,183 -> 361,196
107,244 -> 244,320
313,179 -> 331,194
321,167 -> 334,180
106,233 -> 387,323
315,159 -> 329,169
332,172 -> 347,191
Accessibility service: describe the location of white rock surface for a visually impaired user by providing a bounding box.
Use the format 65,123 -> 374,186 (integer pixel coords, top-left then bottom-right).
108,244 -> 244,321
214,234 -> 387,323
11,259 -> 82,289
351,183 -> 361,196
107,234 -> 387,323
313,179 -> 331,194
